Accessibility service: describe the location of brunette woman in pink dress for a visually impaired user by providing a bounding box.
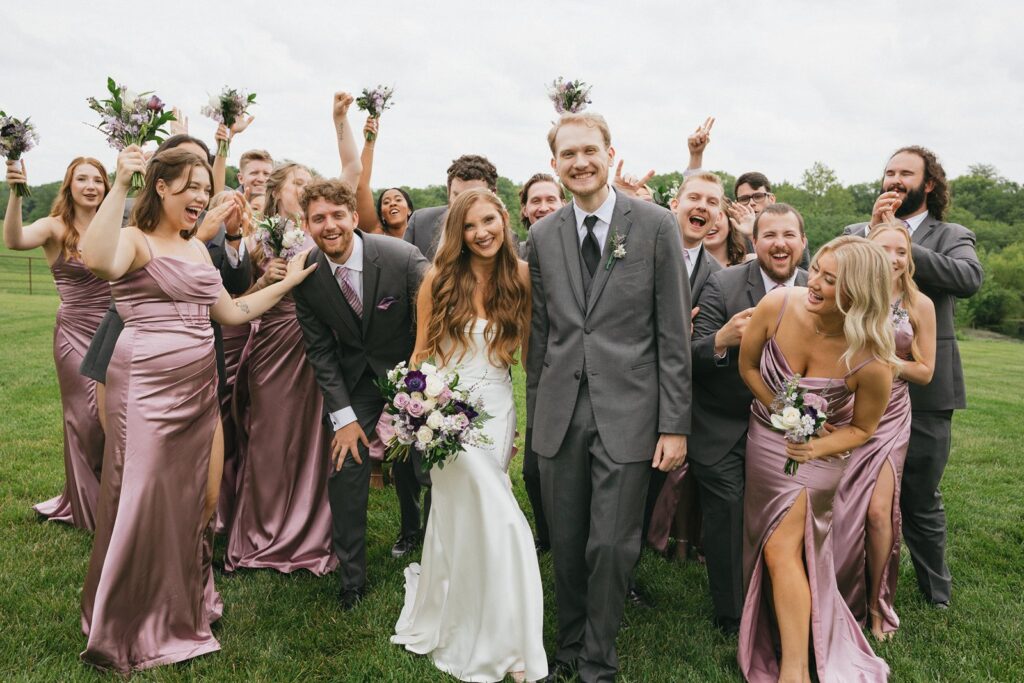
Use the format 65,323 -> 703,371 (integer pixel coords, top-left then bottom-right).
4,157 -> 110,530
834,223 -> 936,640
78,146 -> 316,673
737,236 -> 897,683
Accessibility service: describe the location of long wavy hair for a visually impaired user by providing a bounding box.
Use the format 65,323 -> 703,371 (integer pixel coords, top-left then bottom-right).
131,148 -> 213,240
263,162 -> 310,222
424,188 -> 529,368
890,145 -> 949,220
811,235 -> 900,372
868,222 -> 925,361
49,157 -> 110,259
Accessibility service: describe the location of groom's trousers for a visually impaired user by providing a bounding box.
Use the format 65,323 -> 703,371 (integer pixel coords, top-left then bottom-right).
538,380 -> 651,683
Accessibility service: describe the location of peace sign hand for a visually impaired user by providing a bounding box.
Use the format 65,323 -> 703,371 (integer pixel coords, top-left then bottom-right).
687,116 -> 715,154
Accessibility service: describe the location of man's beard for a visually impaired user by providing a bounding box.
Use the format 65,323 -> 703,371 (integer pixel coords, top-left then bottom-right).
891,180 -> 927,218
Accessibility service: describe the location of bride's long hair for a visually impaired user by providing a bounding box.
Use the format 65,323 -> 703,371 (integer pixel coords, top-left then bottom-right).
424,189 -> 529,368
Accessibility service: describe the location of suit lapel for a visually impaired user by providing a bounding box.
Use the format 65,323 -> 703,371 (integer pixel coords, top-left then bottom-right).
315,250 -> 361,339
795,269 -> 809,287
557,207 -> 587,313
690,244 -> 707,292
912,214 -> 938,246
746,259 -> 766,307
586,194 -> 632,317
360,233 -> 381,335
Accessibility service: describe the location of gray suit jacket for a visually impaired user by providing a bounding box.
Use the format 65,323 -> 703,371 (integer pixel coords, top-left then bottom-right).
403,205 -> 447,261
526,193 -> 692,463
689,259 -> 808,466
689,243 -> 721,303
293,232 -> 428,414
845,215 -> 982,411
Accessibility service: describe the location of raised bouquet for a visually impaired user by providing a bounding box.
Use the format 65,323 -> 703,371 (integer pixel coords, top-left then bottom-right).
769,375 -> 829,476
0,111 -> 40,197
253,215 -> 306,260
201,86 -> 257,157
547,77 -> 593,114
355,86 -> 395,142
375,360 -> 491,471
87,77 -> 175,191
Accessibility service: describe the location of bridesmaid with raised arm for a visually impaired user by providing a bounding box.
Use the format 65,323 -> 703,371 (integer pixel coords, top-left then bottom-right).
355,116 -> 415,238
4,157 -> 110,530
78,146 -> 316,673
834,223 -> 936,640
225,92 -> 362,574
737,236 -> 896,683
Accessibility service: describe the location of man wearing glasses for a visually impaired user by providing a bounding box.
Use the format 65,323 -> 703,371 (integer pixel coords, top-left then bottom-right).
732,172 -> 809,268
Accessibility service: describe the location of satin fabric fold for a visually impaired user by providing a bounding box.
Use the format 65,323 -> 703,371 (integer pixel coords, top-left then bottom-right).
213,321 -> 252,534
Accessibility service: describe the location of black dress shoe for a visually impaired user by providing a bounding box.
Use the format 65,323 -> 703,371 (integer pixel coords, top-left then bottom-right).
931,600 -> 950,610
339,588 -> 364,611
713,615 -> 740,635
627,586 -> 653,608
540,660 -> 576,682
391,533 -> 421,559
535,539 -> 551,554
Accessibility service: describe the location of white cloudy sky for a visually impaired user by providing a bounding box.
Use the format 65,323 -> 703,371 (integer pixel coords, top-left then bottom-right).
6,1 -> 1022,190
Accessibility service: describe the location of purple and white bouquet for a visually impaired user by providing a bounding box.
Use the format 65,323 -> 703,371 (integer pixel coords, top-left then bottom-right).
87,77 -> 175,191
0,111 -> 40,197
253,215 -> 306,261
355,86 -> 395,142
547,77 -> 593,114
201,86 -> 257,157
769,375 -> 829,476
375,360 -> 491,471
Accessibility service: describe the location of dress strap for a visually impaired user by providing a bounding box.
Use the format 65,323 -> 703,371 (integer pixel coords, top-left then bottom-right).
770,290 -> 791,338
140,233 -> 156,260
844,355 -> 875,378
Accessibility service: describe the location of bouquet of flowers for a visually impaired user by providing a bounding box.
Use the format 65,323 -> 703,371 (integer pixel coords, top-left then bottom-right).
651,181 -> 681,209
87,77 -> 175,191
0,111 -> 40,197
547,77 -> 593,114
375,360 -> 491,472
201,86 -> 257,157
769,375 -> 829,476
253,215 -> 306,260
355,86 -> 395,141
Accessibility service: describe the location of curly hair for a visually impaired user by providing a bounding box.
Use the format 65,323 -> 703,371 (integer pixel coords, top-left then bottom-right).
300,178 -> 357,215
447,155 -> 498,193
889,146 -> 949,220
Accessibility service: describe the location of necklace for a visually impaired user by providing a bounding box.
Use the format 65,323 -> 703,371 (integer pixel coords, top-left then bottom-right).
814,324 -> 843,338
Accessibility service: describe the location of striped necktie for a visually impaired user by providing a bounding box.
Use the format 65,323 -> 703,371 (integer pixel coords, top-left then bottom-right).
335,267 -> 362,318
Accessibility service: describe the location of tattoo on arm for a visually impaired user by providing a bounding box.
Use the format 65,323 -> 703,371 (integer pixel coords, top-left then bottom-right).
235,300 -> 251,314
337,123 -> 345,141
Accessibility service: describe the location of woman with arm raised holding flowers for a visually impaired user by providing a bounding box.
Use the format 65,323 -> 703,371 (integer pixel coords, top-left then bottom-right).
77,145 -> 315,673
4,156 -> 110,530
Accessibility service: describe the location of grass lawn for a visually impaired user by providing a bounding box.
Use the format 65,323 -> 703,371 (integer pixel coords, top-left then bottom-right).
1,291 -> 1022,681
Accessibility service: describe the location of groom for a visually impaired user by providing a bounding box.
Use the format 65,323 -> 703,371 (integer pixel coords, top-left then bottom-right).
527,113 -> 692,682
293,179 -> 429,609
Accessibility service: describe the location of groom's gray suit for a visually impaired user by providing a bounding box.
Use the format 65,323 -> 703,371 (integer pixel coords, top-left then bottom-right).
527,189 -> 691,682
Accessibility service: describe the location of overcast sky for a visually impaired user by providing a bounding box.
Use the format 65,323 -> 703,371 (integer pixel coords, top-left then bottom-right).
6,1 -> 1022,191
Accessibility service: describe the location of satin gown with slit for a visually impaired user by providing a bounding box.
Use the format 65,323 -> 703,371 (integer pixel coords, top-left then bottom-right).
737,296 -> 889,683
834,307 -> 914,634
225,246 -> 337,575
392,320 -> 547,682
213,320 -> 251,533
32,252 -> 109,530
80,251 -> 223,672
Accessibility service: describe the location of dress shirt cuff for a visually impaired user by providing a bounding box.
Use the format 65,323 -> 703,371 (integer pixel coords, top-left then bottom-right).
224,237 -> 246,267
713,348 -> 729,366
329,407 -> 357,431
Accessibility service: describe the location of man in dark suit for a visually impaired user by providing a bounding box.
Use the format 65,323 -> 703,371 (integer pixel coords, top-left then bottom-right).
404,154 -> 498,260
292,179 -> 428,610
689,203 -> 808,634
517,172 -> 566,263
844,145 -> 983,609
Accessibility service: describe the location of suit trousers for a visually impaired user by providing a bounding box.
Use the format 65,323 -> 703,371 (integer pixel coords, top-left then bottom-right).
522,427 -> 550,548
539,380 -> 651,683
900,409 -> 954,604
392,445 -> 431,539
690,435 -> 746,622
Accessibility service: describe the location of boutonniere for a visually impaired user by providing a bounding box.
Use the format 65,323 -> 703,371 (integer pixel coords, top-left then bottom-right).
377,296 -> 398,311
605,229 -> 627,271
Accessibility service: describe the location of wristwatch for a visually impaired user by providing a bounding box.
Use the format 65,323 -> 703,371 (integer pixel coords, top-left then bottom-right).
225,233 -> 243,242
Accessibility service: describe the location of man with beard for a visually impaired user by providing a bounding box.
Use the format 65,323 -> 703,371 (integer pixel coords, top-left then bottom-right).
845,146 -> 983,609
688,203 -> 808,634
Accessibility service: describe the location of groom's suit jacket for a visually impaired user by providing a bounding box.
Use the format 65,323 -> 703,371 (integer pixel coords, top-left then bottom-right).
403,205 -> 447,261
526,193 -> 692,464
293,232 -> 429,414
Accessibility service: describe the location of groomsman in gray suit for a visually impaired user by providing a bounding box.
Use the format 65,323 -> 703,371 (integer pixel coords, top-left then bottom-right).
845,146 -> 983,608
689,203 -> 808,634
527,113 -> 691,683
404,154 -> 498,260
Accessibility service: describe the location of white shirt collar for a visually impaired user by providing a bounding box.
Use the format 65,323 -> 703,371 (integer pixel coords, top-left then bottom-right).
760,266 -> 797,293
904,210 -> 928,235
684,243 -> 703,274
572,186 -> 617,234
326,232 -> 363,274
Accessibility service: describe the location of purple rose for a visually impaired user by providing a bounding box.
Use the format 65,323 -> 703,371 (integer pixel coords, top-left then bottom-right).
147,95 -> 164,112
436,387 -> 453,407
803,392 -> 828,416
453,401 -> 478,421
393,392 -> 411,410
406,398 -> 425,418
404,370 -> 427,393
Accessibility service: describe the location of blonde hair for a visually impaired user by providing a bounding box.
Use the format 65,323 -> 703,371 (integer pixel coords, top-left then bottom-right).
547,112 -> 611,155
868,222 -> 925,361
812,235 -> 900,371
675,172 -> 724,200
263,161 -> 310,222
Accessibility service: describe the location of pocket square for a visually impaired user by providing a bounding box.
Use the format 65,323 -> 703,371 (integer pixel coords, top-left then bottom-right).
376,296 -> 398,311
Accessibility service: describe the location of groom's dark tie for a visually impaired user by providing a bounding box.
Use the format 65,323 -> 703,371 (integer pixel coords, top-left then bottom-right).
581,215 -> 601,278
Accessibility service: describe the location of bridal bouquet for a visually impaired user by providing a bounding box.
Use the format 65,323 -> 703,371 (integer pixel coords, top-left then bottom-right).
769,375 -> 829,476
87,77 -> 175,191
0,111 -> 40,197
375,360 -> 491,471
201,86 -> 257,157
547,77 -> 593,114
356,86 -> 395,141
253,215 -> 306,260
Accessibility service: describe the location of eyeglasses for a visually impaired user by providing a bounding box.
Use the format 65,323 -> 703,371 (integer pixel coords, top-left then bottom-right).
735,191 -> 772,204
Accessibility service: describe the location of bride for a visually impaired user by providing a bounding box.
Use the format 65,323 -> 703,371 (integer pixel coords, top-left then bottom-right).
391,188 -> 547,682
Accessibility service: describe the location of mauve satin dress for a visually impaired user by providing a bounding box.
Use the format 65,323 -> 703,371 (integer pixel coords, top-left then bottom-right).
32,252 -> 109,530
225,249 -> 336,575
833,308 -> 914,634
738,299 -> 889,683
80,254 -> 223,673
213,320 -> 251,534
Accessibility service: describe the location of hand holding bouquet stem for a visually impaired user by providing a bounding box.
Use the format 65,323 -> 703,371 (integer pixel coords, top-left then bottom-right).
0,111 -> 40,197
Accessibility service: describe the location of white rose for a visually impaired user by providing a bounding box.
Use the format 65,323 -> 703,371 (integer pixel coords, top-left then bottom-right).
416,426 -> 434,444
426,411 -> 444,430
420,361 -> 437,376
122,88 -> 140,103
209,94 -> 221,109
410,392 -> 423,401
424,375 -> 444,398
421,397 -> 436,412
771,406 -> 803,432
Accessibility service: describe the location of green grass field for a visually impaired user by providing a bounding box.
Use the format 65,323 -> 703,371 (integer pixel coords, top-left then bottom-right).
1,291 -> 1022,682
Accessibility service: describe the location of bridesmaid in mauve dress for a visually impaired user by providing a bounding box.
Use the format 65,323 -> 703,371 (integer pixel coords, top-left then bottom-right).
834,224 -> 936,640
78,146 -> 317,672
4,157 -> 110,530
737,237 -> 897,683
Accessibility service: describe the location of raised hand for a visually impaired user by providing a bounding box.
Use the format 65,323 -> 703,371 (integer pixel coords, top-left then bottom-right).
6,158 -> 27,187
230,114 -> 254,136
169,107 -> 189,136
687,116 -> 715,155
282,248 -> 318,287
363,117 -> 379,144
727,200 -> 756,237
332,91 -> 355,127
201,199 -> 237,233
215,124 -> 230,145
115,145 -> 147,190
613,160 -> 656,197
870,191 -> 903,227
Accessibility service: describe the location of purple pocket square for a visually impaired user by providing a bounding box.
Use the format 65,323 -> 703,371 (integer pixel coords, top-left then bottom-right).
376,296 -> 398,311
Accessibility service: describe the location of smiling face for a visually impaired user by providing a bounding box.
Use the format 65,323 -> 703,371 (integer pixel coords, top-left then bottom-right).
69,162 -> 106,209
277,166 -> 313,219
551,122 -> 614,202
871,227 -> 910,281
704,210 -> 729,250
462,197 -> 506,260
671,178 -> 722,249
522,180 -> 563,227
754,211 -> 806,283
239,159 -> 273,197
735,182 -> 776,216
806,250 -> 840,315
380,188 -> 411,227
882,151 -> 932,218
306,197 -> 358,261
157,164 -> 211,231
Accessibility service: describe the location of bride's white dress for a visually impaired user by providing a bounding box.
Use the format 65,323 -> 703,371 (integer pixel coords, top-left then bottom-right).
391,319 -> 547,682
